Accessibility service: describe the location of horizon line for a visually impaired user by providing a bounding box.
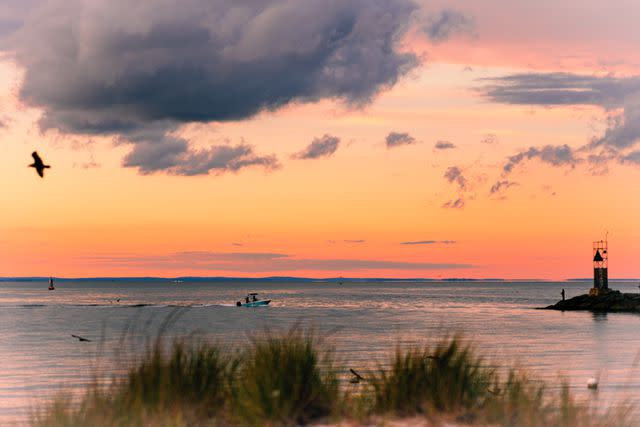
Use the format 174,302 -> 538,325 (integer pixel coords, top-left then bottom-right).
2,276 -> 639,282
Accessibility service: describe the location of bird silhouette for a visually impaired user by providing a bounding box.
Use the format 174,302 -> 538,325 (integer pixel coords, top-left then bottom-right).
29,151 -> 50,178
71,334 -> 91,342
349,368 -> 364,384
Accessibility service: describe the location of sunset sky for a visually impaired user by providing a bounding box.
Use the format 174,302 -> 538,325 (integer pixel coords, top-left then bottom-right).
0,0 -> 639,279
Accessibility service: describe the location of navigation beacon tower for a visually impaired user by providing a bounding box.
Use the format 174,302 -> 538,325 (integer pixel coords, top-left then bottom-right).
589,238 -> 609,296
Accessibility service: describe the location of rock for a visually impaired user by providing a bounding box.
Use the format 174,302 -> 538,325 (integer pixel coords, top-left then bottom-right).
543,290 -> 640,312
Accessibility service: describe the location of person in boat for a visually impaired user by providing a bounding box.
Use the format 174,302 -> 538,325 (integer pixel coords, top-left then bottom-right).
252,294 -> 257,302
236,301 -> 242,306
245,296 -> 249,303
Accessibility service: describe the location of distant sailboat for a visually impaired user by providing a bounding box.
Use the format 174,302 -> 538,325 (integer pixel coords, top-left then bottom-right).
48,277 -> 55,291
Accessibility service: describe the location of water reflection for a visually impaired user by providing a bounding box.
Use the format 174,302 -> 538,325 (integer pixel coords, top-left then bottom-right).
592,312 -> 608,322
3,279 -> 640,423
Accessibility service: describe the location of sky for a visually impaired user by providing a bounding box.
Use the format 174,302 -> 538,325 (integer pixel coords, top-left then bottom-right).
0,0 -> 639,279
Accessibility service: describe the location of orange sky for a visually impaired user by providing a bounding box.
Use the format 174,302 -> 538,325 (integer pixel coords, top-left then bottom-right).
0,1 -> 639,279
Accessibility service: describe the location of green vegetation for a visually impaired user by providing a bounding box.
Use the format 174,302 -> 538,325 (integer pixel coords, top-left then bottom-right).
234,328 -> 339,425
32,329 -> 634,427
371,336 -> 493,415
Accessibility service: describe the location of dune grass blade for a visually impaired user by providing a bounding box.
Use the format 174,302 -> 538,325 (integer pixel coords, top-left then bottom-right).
32,340 -> 233,427
480,370 -> 549,426
29,330 -> 635,427
371,336 -> 494,416
120,341 -> 231,416
234,327 -> 339,426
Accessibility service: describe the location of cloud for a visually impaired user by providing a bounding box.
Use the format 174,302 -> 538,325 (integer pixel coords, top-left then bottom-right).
423,9 -> 476,43
4,0 -> 419,174
442,198 -> 464,209
344,239 -> 365,244
85,251 -> 474,272
74,154 -> 100,169
123,138 -> 280,175
385,131 -> 417,148
434,140 -> 456,150
480,73 -> 640,108
589,99 -> 640,150
489,180 -> 518,195
480,73 -> 640,152
442,166 -> 469,209
585,146 -> 620,175
0,0 -> 37,36
400,240 -> 456,245
620,150 -> 640,165
503,144 -> 577,175
443,166 -> 467,190
292,134 -> 340,160
480,134 -> 498,144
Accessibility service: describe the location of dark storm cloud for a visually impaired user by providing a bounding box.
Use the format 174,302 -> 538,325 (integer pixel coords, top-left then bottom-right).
86,251 -> 474,272
292,134 -> 340,160
434,140 -> 456,150
442,198 -> 464,209
443,166 -> 467,189
503,144 -> 577,174
385,131 -> 417,148
3,0 -> 419,174
423,9 -> 476,43
7,0 -> 418,131
400,240 -> 456,245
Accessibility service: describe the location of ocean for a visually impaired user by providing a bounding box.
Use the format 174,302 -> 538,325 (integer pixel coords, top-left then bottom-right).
1,279 -> 640,424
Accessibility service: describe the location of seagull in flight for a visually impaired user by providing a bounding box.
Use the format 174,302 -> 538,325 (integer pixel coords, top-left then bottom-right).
29,151 -> 50,178
71,334 -> 91,342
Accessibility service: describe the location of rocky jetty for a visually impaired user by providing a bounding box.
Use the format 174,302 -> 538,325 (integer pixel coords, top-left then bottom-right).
544,290 -> 640,312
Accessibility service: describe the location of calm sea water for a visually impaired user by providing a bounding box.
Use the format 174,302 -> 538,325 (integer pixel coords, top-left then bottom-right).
1,279 -> 640,424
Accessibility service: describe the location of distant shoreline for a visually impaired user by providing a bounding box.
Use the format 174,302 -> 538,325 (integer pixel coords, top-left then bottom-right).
1,276 -> 507,282
2,276 -> 640,283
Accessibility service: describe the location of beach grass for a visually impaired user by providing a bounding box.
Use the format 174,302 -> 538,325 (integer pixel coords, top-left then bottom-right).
370,335 -> 494,416
31,339 -> 235,426
233,327 -> 340,425
31,329 -> 634,427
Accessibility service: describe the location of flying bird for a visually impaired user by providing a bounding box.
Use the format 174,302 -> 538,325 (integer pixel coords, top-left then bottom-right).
29,151 -> 50,178
71,334 -> 91,342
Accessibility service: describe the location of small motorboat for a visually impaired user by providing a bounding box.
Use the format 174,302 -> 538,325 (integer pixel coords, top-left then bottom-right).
236,293 -> 271,307
48,277 -> 55,291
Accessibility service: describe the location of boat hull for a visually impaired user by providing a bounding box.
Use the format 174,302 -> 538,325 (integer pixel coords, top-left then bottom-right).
240,300 -> 271,307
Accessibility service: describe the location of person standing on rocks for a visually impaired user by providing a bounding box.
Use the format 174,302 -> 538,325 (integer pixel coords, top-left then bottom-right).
561,289 -> 566,301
